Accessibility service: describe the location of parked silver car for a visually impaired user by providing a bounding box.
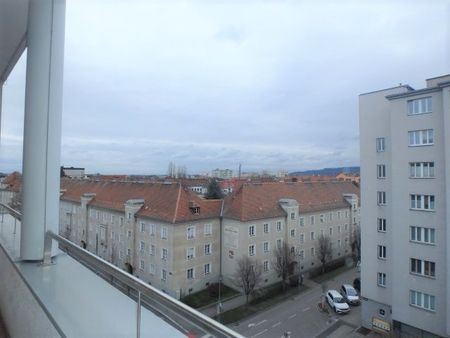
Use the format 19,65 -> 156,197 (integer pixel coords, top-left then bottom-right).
341,284 -> 360,305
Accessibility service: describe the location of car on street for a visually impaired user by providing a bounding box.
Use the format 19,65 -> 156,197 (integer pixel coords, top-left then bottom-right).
326,290 -> 350,314
341,284 -> 360,305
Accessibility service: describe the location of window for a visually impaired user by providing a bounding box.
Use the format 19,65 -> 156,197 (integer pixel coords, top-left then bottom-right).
377,164 -> 386,179
111,231 -> 115,240
127,230 -> 132,238
139,241 -> 145,252
161,248 -> 168,261
161,226 -> 168,239
409,162 -> 435,178
204,224 -> 212,236
204,263 -> 211,275
290,212 -> 296,220
310,215 -> 315,225
276,221 -> 282,232
187,247 -> 195,260
111,215 -> 115,223
161,269 -> 167,281
299,233 -> 304,244
329,227 -> 333,236
248,244 -> 255,256
290,229 -> 295,238
337,211 -> 341,219
407,97 -> 432,115
120,217 -> 124,226
329,212 -> 333,221
277,239 -> 282,249
187,226 -> 196,239
249,225 -> 255,237
376,137 -> 385,152
150,244 -> 155,256
410,290 -> 435,311
263,223 -> 269,233
127,248 -> 131,256
149,224 -> 155,236
377,191 -> 386,205
263,242 -> 270,253
140,222 -> 145,232
204,243 -> 211,255
410,226 -> 435,244
299,250 -> 305,260
263,260 -> 269,272
320,214 -> 324,223
119,250 -> 123,260
310,231 -> 315,240
149,263 -> 155,275
410,258 -> 435,277
344,223 -> 348,231
139,260 -> 145,271
311,247 -> 315,257
377,272 -> 386,287
290,246 -> 295,254
299,218 -> 304,226
345,211 -> 348,218
410,194 -> 435,211
377,245 -> 386,259
408,129 -> 434,146
337,225 -> 341,233
377,218 -> 387,232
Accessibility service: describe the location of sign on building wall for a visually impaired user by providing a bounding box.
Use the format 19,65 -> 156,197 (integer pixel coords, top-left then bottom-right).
372,317 -> 391,333
224,226 -> 239,250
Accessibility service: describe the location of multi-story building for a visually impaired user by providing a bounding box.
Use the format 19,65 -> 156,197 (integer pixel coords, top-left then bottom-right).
359,74 -> 450,337
59,179 -> 360,299
211,168 -> 233,179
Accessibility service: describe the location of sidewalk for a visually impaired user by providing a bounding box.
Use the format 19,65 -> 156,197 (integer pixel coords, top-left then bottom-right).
199,293 -> 247,317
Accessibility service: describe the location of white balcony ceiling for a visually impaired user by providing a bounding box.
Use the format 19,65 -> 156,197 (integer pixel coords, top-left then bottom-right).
0,0 -> 29,84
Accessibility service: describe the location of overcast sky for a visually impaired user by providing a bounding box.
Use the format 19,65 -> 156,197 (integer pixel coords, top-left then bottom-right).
1,0 -> 449,175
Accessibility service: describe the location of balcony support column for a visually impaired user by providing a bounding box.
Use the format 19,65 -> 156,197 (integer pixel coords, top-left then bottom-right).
21,0 -> 66,260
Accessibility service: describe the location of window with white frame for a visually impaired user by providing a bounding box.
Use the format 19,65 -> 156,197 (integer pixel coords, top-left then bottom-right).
161,226 -> 168,239
344,223 -> 348,231
410,226 -> 435,244
263,241 -> 270,253
299,233 -> 304,244
127,212 -> 132,219
127,230 -> 132,238
120,217 -> 124,226
119,234 -> 124,243
320,214 -> 324,223
337,211 -> 341,219
409,162 -> 435,178
329,227 -> 333,236
377,218 -> 387,232
119,250 -> 124,260
276,221 -> 282,232
204,263 -> 211,275
410,290 -> 435,311
377,164 -> 386,179
149,263 -> 155,275
407,97 -> 432,115
127,248 -> 131,256
290,246 -> 295,254
337,225 -> 341,233
263,260 -> 269,272
345,211 -> 348,218
187,247 -> 195,260
376,137 -> 385,152
410,258 -> 435,277
377,191 -> 386,205
377,272 -> 386,287
377,245 -> 386,259
150,244 -> 155,256
290,212 -> 296,220
337,239 -> 341,248
111,231 -> 115,240
149,224 -> 155,236
140,222 -> 145,232
139,241 -> 145,252
408,129 -> 434,146
187,226 -> 196,239
310,215 -> 315,225
249,225 -> 255,237
161,248 -> 168,261
277,239 -> 282,249
204,243 -> 211,255
248,244 -> 255,256
311,247 -> 315,256
204,224 -> 212,236
410,194 -> 435,211
310,231 -> 315,240
299,250 -> 305,259
139,260 -> 145,271
299,217 -> 304,226
290,229 -> 295,238
329,212 -> 333,221
161,269 -> 167,281
263,223 -> 269,234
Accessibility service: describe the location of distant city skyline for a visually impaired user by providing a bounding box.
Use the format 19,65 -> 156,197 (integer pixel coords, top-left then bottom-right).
1,1 -> 449,174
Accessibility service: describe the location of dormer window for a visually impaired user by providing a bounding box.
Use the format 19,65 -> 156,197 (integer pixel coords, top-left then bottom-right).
189,201 -> 200,215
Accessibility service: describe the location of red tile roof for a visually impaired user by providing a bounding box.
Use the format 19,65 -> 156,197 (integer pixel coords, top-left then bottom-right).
2,172 -> 22,192
223,181 -> 359,221
60,180 -> 222,224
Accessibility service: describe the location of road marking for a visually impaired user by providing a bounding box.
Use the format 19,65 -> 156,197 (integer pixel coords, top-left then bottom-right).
251,329 -> 268,338
255,320 -> 267,326
302,307 -> 310,312
272,322 -> 281,328
248,323 -> 255,328
288,313 -> 297,319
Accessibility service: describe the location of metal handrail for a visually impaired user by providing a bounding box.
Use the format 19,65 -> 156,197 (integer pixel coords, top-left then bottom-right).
44,230 -> 243,338
0,202 -> 21,220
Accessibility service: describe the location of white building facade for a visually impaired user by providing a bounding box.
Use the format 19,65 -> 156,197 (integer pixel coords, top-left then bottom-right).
359,75 -> 450,337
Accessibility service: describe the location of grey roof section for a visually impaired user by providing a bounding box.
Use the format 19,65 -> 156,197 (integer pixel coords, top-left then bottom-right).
359,85 -> 414,96
386,86 -> 443,100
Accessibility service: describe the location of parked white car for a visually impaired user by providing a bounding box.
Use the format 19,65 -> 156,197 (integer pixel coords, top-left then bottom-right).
341,284 -> 360,305
326,290 -> 350,314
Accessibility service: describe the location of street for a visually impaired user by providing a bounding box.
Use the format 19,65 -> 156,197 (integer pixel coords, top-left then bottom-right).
230,267 -> 362,338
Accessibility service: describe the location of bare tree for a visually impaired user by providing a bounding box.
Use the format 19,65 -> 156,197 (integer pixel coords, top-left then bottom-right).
167,162 -> 176,178
318,234 -> 333,273
351,226 -> 361,261
273,242 -> 296,291
233,256 -> 262,304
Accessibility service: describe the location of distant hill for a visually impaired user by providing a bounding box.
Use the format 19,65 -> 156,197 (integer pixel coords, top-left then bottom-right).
289,166 -> 359,177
